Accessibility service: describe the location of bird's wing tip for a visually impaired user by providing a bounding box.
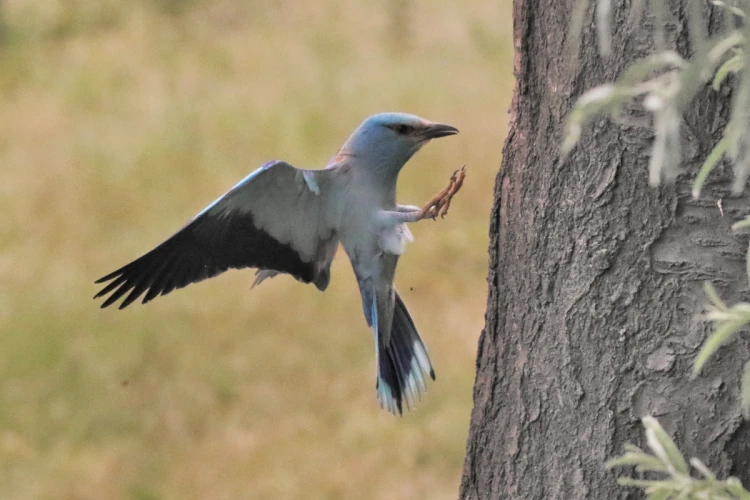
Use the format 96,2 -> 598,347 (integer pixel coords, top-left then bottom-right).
95,269 -> 123,284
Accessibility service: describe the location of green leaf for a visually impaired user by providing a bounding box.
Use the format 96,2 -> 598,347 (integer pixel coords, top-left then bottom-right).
596,0 -> 612,57
690,458 -> 717,481
646,489 -> 671,500
643,416 -> 689,475
607,452 -> 668,472
713,53 -> 745,90
705,282 -> 729,311
711,0 -> 747,18
694,317 -> 749,375
566,0 -> 590,61
617,477 -> 672,488
623,443 -> 646,454
561,84 -> 616,156
619,51 -> 686,88
610,420 -> 750,498
708,32 -> 745,63
742,360 -> 750,419
732,216 -> 750,232
727,477 -> 750,498
693,136 -> 730,198
652,0 -> 667,49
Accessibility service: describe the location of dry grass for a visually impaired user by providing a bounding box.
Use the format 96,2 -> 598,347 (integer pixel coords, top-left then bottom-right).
0,1 -> 512,498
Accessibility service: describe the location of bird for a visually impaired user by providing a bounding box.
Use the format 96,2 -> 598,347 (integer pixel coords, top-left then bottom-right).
94,112 -> 464,415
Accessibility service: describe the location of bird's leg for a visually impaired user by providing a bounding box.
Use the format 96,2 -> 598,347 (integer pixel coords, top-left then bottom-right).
395,204 -> 421,213
416,166 -> 466,220
383,168 -> 466,225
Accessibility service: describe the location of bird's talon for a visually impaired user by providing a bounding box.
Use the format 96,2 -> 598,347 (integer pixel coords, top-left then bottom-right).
416,166 -> 466,221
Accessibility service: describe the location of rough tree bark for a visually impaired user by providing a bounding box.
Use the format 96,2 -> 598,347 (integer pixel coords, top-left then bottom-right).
460,1 -> 750,499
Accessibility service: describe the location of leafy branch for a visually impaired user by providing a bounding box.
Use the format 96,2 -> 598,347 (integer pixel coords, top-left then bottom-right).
564,0 -> 750,495
608,417 -> 750,499
565,0 -> 750,421
564,0 -> 749,196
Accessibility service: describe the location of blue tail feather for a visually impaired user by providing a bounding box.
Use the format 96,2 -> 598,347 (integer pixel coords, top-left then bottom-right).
374,290 -> 435,415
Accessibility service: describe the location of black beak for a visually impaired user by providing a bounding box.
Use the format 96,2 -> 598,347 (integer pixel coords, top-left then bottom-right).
423,123 -> 459,139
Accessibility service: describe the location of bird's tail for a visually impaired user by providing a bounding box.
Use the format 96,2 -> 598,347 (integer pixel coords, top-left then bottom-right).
376,291 -> 435,415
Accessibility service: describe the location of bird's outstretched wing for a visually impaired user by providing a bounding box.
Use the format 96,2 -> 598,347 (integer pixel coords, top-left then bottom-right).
95,160 -> 339,309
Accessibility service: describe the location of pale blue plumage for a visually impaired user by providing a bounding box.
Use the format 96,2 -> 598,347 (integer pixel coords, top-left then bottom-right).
95,112 -> 458,414
193,160 -> 279,220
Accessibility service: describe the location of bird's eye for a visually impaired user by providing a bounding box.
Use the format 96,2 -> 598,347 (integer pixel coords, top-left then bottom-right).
394,124 -> 413,135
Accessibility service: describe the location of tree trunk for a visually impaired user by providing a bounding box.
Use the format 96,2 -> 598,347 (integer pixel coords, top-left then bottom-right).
460,1 -> 750,498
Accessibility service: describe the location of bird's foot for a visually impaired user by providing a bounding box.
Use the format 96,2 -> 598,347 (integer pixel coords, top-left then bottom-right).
417,166 -> 466,220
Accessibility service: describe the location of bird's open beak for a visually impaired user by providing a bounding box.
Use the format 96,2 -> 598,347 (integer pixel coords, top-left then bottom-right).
422,123 -> 459,139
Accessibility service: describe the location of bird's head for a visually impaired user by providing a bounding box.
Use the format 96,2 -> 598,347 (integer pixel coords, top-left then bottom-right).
337,112 -> 458,173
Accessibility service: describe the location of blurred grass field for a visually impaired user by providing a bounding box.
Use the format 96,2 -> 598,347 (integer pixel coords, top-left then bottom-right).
0,1 -> 512,498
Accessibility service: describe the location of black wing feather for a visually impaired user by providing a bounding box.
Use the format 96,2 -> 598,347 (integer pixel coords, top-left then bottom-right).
95,207 -> 316,309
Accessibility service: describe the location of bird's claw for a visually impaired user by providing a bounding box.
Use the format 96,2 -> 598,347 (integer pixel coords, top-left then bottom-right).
418,166 -> 466,220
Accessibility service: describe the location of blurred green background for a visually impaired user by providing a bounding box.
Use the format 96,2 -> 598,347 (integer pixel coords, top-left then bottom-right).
0,1 -> 512,498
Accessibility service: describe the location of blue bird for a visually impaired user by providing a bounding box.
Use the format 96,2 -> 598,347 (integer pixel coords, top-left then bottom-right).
94,112 -> 463,415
